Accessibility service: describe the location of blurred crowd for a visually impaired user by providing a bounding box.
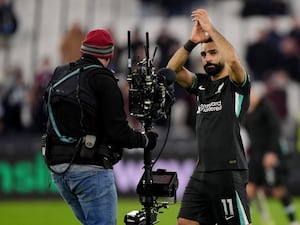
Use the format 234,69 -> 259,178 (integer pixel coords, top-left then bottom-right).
0,0 -> 300,155
245,16 -> 300,152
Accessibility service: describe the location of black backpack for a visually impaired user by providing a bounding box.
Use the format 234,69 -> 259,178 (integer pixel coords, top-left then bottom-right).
45,64 -> 102,143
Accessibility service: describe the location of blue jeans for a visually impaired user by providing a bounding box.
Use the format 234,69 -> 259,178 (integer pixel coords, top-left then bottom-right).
51,165 -> 117,225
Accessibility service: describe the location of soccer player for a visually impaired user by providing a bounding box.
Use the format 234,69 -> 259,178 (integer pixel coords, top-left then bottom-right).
242,82 -> 300,225
167,9 -> 252,225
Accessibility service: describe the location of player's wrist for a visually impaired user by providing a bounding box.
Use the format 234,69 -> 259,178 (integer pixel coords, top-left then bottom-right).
183,40 -> 197,52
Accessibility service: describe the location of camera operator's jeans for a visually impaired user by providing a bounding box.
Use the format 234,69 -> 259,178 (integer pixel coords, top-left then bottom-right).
51,165 -> 117,225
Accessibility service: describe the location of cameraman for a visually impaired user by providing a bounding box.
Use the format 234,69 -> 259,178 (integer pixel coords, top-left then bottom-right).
167,9 -> 252,225
43,29 -> 157,225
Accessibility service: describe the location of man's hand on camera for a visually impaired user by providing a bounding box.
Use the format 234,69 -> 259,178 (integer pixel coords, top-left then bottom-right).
144,131 -> 158,151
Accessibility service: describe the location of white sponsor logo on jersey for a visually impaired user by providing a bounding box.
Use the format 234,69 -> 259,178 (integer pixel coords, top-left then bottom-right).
197,100 -> 222,114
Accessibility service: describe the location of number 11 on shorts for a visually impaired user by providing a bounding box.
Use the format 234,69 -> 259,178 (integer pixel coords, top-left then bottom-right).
221,198 -> 234,220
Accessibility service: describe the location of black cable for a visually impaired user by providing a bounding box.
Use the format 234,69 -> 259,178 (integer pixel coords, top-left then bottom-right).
151,109 -> 172,168
45,137 -> 82,175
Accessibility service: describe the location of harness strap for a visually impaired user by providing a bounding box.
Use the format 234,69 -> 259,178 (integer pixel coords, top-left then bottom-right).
47,64 -> 102,143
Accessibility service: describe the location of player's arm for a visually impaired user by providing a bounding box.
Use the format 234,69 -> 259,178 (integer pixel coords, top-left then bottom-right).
211,27 -> 246,84
166,47 -> 194,89
192,9 -> 246,84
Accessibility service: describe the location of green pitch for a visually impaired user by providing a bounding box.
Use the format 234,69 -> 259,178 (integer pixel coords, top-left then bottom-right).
0,197 -> 299,225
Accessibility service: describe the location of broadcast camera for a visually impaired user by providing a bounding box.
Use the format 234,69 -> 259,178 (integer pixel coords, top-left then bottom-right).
124,31 -> 178,225
126,32 -> 176,128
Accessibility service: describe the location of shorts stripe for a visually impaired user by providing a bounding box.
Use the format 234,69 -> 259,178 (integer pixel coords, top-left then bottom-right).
235,191 -> 249,225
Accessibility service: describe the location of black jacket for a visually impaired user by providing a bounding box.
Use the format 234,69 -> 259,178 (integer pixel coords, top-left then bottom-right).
45,54 -> 145,165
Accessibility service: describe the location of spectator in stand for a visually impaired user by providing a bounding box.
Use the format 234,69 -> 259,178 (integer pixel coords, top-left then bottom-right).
59,21 -> 85,63
30,56 -> 53,133
278,36 -> 300,83
288,16 -> 300,47
156,25 -> 181,69
267,17 -> 283,51
0,0 -> 18,47
2,65 -> 28,133
241,0 -> 290,17
246,29 -> 280,80
265,70 -> 289,121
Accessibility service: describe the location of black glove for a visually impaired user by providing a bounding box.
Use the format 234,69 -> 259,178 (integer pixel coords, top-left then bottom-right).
144,131 -> 158,151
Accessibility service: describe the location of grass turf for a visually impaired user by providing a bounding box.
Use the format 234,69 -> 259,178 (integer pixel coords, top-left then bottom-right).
0,197 -> 299,225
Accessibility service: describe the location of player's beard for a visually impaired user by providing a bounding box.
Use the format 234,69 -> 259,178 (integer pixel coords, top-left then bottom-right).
204,62 -> 225,76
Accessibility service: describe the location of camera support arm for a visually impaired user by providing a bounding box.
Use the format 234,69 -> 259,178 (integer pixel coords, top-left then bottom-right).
141,119 -> 155,225
141,34 -> 155,223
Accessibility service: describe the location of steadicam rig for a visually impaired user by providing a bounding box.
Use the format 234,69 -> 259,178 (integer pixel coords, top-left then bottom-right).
126,31 -> 175,130
124,31 -> 178,225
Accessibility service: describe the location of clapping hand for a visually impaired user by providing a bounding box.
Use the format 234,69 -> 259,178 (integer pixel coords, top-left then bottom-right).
190,9 -> 212,43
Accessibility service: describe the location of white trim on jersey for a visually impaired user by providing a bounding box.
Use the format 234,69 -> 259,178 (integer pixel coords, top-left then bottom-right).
235,93 -> 244,117
235,191 -> 250,225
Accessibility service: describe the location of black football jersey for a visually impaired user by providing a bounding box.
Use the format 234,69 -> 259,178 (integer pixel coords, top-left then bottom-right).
189,73 -> 251,172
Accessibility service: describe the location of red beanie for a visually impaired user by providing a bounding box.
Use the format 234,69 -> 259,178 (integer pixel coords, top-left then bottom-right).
80,29 -> 115,59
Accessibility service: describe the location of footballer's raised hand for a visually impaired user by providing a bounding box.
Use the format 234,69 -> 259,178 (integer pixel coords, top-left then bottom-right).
191,9 -> 213,42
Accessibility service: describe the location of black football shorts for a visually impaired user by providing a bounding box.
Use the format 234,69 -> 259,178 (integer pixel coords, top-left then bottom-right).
178,170 -> 251,225
248,158 -> 288,187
